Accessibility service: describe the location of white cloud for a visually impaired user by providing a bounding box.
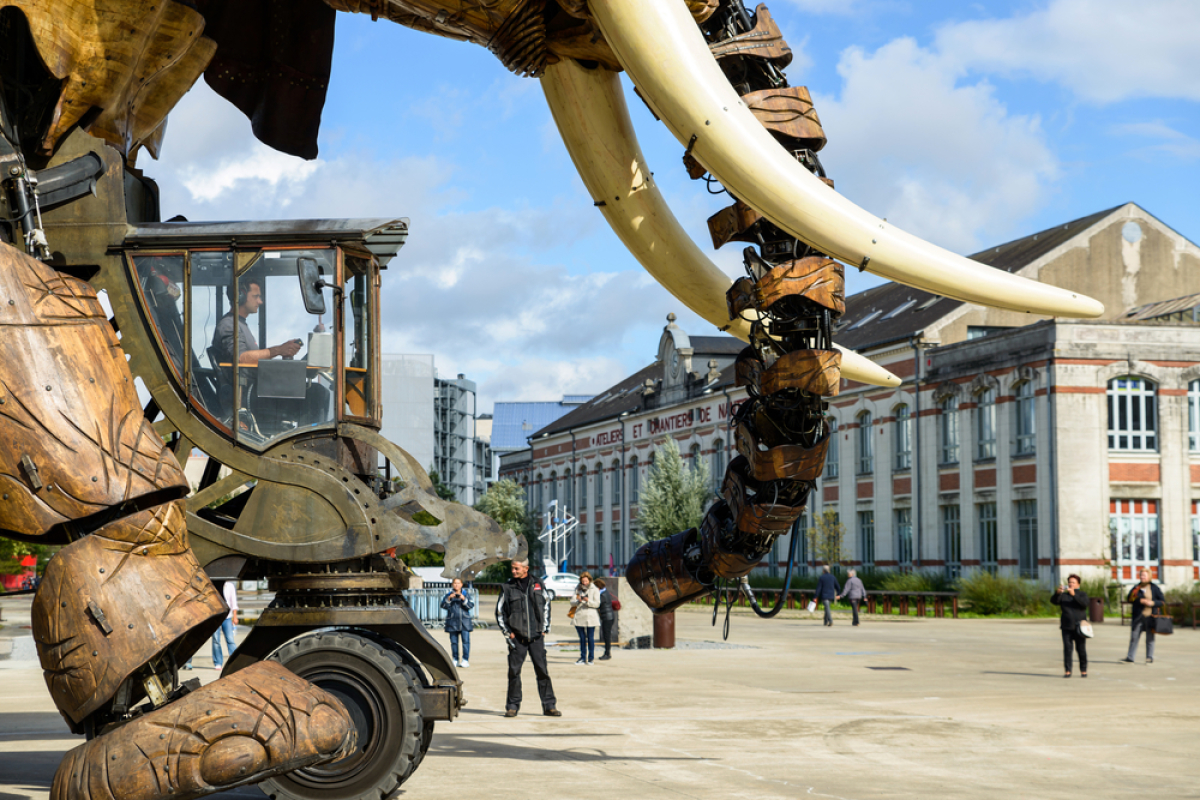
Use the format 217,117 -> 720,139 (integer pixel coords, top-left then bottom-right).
934,0 -> 1200,104
777,0 -> 861,15
813,37 -> 1058,254
1112,121 -> 1200,162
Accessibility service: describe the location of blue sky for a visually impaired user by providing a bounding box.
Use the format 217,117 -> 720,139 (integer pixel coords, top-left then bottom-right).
151,0 -> 1200,413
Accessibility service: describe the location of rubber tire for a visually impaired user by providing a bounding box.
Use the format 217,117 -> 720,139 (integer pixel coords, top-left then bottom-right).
258,631 -> 425,800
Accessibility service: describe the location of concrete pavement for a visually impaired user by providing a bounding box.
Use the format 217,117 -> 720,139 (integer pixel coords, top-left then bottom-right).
1,595 -> 1196,799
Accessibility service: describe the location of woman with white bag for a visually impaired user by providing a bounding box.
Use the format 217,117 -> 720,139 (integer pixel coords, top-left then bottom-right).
1051,574 -> 1091,678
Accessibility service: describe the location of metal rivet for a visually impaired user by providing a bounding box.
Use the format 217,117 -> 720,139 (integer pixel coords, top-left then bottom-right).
128,624 -> 134,629
7,299 -> 12,305
99,568 -> 105,573
45,385 -> 51,391
92,476 -> 98,482
165,594 -> 171,599
89,378 -> 95,383
160,734 -> 165,739
61,601 -> 67,607
92,650 -> 98,656
231,723 -> 237,729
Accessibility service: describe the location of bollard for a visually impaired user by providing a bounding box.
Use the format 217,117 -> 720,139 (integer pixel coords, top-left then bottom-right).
653,610 -> 676,649
1089,596 -> 1105,623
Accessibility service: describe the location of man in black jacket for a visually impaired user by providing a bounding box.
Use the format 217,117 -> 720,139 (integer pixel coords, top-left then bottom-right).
1122,567 -> 1165,664
495,559 -> 560,717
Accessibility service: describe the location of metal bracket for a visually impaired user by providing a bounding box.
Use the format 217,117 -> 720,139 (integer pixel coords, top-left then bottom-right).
86,600 -> 113,635
20,454 -> 42,490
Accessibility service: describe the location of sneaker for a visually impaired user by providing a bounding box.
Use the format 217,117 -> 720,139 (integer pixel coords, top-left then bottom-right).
599,654 -> 611,661
1147,658 -> 1154,664
454,660 -> 461,667
460,660 -> 469,668
1121,657 -> 1135,663
504,709 -> 518,718
575,658 -> 586,665
543,708 -> 562,717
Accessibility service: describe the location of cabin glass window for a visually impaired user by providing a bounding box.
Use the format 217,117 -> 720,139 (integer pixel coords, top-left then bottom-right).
184,250 -> 235,435
343,255 -> 375,421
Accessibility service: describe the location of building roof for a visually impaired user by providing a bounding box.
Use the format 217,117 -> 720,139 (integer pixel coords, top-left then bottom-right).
1122,292 -> 1200,323
835,205 -> 1124,350
492,399 -> 592,450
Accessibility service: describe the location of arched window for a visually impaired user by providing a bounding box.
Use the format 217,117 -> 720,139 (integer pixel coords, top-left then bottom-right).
824,420 -> 839,478
578,469 -> 587,512
939,396 -> 959,464
1014,381 -> 1036,456
1108,376 -> 1157,451
564,468 -> 573,513
893,405 -> 912,470
857,412 -> 873,474
593,466 -> 601,509
549,471 -> 557,505
975,387 -> 996,460
630,456 -> 640,504
611,459 -> 622,506
1190,380 -> 1200,452
535,474 -> 544,511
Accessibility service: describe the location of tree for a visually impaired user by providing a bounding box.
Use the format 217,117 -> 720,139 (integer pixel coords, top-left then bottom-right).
428,469 -> 456,502
807,508 -> 847,571
635,438 -> 711,545
474,479 -> 541,581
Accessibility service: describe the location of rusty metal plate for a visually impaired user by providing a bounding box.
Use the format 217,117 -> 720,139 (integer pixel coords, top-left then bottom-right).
755,256 -> 846,315
734,424 -> 830,483
708,198 -> 764,250
626,528 -> 711,612
760,349 -> 842,397
708,4 -> 792,68
743,85 -> 826,151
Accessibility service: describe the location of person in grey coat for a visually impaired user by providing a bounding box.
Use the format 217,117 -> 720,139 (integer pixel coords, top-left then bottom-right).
842,569 -> 867,626
441,577 -> 474,667
815,565 -> 841,627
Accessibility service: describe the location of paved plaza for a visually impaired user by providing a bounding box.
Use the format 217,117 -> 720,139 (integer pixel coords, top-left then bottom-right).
1,596 -> 1196,800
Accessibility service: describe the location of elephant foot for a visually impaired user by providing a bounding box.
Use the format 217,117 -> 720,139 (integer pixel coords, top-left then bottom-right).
51,661 -> 355,800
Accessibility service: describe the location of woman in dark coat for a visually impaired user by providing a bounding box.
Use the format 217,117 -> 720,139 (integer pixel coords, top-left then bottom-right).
1051,573 -> 1089,678
595,578 -> 615,660
441,577 -> 474,667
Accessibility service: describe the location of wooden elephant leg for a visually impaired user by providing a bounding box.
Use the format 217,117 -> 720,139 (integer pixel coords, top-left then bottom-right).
50,660 -> 357,800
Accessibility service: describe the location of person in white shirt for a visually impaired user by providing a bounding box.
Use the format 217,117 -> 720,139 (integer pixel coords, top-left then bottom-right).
212,580 -> 239,670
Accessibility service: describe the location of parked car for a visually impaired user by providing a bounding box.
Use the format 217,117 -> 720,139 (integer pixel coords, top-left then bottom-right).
540,572 -> 581,600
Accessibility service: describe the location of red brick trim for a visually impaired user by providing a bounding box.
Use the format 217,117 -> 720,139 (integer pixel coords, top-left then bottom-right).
1109,462 -> 1160,483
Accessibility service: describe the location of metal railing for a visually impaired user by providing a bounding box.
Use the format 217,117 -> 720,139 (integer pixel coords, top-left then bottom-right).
404,585 -> 482,626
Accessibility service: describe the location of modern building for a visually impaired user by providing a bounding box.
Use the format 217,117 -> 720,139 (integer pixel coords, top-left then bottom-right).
502,204 -> 1200,588
434,374 -> 482,505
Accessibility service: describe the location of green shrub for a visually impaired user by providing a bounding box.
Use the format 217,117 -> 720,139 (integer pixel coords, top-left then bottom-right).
879,571 -> 955,593
956,571 -> 1046,615
1080,576 -> 1122,612
1164,583 -> 1200,624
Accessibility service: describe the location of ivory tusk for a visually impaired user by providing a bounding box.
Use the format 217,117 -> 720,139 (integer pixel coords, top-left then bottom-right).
588,0 -> 1105,320
541,59 -> 900,388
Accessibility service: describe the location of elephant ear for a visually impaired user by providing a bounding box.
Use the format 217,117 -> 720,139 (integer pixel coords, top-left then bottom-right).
196,0 -> 337,160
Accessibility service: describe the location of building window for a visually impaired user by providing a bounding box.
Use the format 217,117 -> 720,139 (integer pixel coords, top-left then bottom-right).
896,508 -> 913,568
579,470 -> 587,511
1107,377 -> 1157,451
594,531 -> 604,571
978,502 -> 998,573
942,505 -> 961,579
689,443 -> 702,471
1192,501 -> 1199,578
1016,499 -> 1037,579
1188,380 -> 1200,451
825,421 -> 839,478
796,514 -> 811,575
593,467 -> 601,510
549,471 -> 557,505
712,440 -> 725,490
611,460 -> 622,506
975,388 -> 996,460
939,396 -> 959,464
894,405 -> 912,471
1110,499 -> 1160,580
1014,381 -> 1036,456
564,469 -> 573,513
630,457 -> 640,504
857,412 -> 874,475
535,474 -> 543,512
858,510 -> 875,568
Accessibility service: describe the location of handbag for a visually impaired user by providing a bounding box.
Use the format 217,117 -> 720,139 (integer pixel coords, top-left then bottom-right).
567,605 -> 577,619
1151,614 -> 1174,635
1077,620 -> 1094,638
611,598 -> 622,611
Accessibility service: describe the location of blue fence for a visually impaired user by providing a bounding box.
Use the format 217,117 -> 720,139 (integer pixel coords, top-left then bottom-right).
405,585 -> 484,627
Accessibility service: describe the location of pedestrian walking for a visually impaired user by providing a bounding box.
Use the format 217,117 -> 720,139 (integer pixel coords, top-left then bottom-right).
441,577 -> 474,668
816,565 -> 841,626
212,579 -> 238,670
495,559 -> 560,717
1122,567 -> 1164,664
843,569 -> 867,626
595,578 -> 616,660
571,572 -> 601,665
1051,574 -> 1089,678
